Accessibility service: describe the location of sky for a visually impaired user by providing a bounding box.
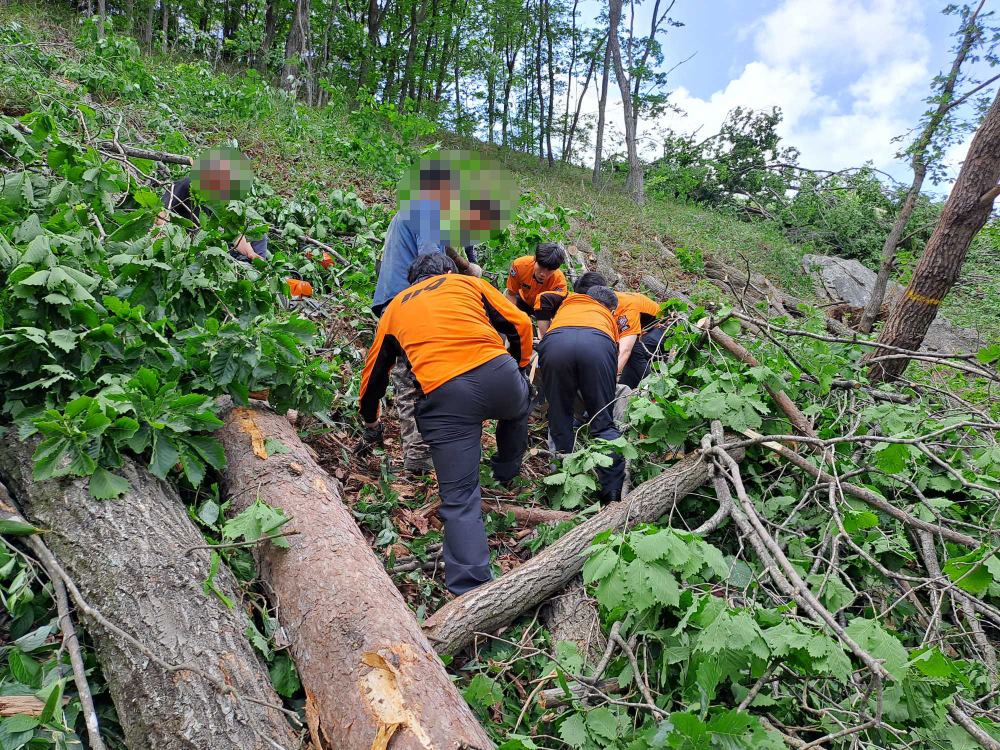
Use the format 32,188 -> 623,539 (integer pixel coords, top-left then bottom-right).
567,0 -> 996,192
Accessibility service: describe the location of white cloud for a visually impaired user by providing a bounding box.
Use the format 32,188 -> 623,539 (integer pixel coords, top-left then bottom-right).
640,0 -> 933,175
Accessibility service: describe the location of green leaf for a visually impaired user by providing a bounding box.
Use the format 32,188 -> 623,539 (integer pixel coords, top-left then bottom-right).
90,466 -> 131,499
198,500 -> 221,526
264,438 -> 291,455
646,562 -> 680,607
595,566 -> 627,609
707,709 -> 754,750
0,518 -> 43,535
8,649 -> 42,688
269,653 -> 301,698
872,442 -> 908,474
844,617 -> 909,681
2,714 -> 38,733
14,621 -> 55,653
559,714 -> 588,749
149,432 -> 181,479
37,678 -> 64,724
463,673 -> 503,707
47,329 -> 77,353
183,435 -> 226,470
202,550 -> 234,609
586,707 -> 619,741
583,547 -> 618,584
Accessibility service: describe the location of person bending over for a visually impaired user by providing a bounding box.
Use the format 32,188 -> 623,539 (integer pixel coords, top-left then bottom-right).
504,242 -> 567,334
357,254 -> 533,595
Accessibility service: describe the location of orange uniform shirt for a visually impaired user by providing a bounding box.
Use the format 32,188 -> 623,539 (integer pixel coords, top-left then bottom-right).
547,293 -> 619,342
506,255 -> 567,308
359,274 -> 532,423
614,292 -> 661,337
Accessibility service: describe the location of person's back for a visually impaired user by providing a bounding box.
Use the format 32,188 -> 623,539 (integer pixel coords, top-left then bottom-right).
371,199 -> 445,317
614,291 -> 660,337
537,286 -> 624,503
361,274 -> 531,407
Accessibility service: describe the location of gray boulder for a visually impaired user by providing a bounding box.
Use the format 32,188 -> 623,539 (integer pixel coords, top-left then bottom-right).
801,254 -> 983,354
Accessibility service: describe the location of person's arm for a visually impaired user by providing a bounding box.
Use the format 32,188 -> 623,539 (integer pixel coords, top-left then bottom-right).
533,290 -> 566,338
504,288 -> 520,306
505,263 -> 522,306
480,281 -> 533,368
358,324 -> 402,426
617,334 -> 638,373
232,234 -> 262,261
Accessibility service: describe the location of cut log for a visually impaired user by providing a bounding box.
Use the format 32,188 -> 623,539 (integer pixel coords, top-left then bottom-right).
0,696 -> 46,717
480,499 -> 575,526
0,436 -> 297,750
96,141 -> 194,165
215,401 -> 494,750
538,678 -> 622,709
422,444 -> 744,655
542,575 -> 605,664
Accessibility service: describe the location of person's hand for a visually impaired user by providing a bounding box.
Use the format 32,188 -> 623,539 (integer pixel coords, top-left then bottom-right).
233,235 -> 261,261
467,263 -> 483,278
354,422 -> 384,457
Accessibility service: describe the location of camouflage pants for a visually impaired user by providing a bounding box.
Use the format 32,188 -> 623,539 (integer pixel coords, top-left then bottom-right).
391,359 -> 432,467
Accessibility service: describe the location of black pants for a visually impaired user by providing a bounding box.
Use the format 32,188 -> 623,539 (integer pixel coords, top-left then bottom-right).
416,355 -> 530,595
538,327 -> 625,502
619,326 -> 667,389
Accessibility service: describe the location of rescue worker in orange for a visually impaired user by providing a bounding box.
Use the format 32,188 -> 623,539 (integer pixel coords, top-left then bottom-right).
504,243 -> 567,333
357,253 -> 533,595
536,285 -> 625,504
574,272 -> 666,388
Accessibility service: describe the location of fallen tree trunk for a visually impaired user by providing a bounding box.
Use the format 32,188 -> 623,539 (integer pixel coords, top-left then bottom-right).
542,575 -> 605,664
422,444 -> 744,655
0,436 -> 297,750
480,499 -> 575,526
216,402 -> 494,750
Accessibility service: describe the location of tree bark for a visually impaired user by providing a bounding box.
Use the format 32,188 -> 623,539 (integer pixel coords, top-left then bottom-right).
398,0 -> 427,109
592,25 -> 611,186
607,0 -> 643,204
281,0 -> 311,91
857,3 -> 987,334
0,436 -> 297,750
866,88 -> 1000,382
561,0 -> 580,157
144,0 -> 156,50
542,575 -> 606,664
257,0 -> 281,71
160,0 -> 169,53
535,0 -> 545,164
500,32 -> 521,147
544,0 -> 555,167
421,446 -> 740,654
216,402 -> 494,750
564,34 -> 602,163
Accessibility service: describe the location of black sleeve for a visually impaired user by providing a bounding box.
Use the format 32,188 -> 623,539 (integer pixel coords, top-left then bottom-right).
639,312 -> 658,330
482,294 -> 523,365
534,293 -> 565,321
359,334 -> 401,424
161,177 -> 197,223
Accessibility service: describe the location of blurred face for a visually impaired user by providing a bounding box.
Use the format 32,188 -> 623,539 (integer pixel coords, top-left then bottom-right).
533,262 -> 555,284
421,179 -> 452,211
461,206 -> 491,231
200,160 -> 233,200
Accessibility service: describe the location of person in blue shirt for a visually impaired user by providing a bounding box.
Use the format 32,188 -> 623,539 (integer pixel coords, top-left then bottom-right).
368,166 -> 482,477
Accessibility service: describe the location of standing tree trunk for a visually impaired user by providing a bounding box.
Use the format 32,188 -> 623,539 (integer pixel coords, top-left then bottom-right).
560,0 -> 579,157
96,0 -> 106,35
0,436 -> 298,750
414,17 -> 435,110
544,0 -> 555,166
500,34 -> 520,147
216,402 -> 495,750
398,0 -> 427,109
144,0 -> 156,50
857,3 -> 991,333
534,0 -> 544,163
866,88 -> 1000,382
281,0 -> 311,91
592,27 -> 610,186
160,0 -> 169,53
564,33 -> 602,163
608,0 -> 643,204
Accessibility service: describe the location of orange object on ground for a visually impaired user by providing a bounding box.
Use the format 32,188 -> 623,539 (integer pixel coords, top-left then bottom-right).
286,278 -> 313,297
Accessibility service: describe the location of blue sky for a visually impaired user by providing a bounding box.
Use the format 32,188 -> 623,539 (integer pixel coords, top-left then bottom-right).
570,0 -> 995,190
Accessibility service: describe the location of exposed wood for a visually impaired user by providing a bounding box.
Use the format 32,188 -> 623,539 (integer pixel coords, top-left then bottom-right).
480,500 -> 574,526
421,444 -> 743,654
0,696 -> 47,717
216,401 -> 495,750
541,575 -> 606,664
0,435 -> 297,750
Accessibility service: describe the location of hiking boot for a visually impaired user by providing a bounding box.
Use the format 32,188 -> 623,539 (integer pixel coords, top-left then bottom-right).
403,457 -> 435,479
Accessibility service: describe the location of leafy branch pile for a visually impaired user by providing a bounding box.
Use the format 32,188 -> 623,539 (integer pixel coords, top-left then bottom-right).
459,304 -> 1000,750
